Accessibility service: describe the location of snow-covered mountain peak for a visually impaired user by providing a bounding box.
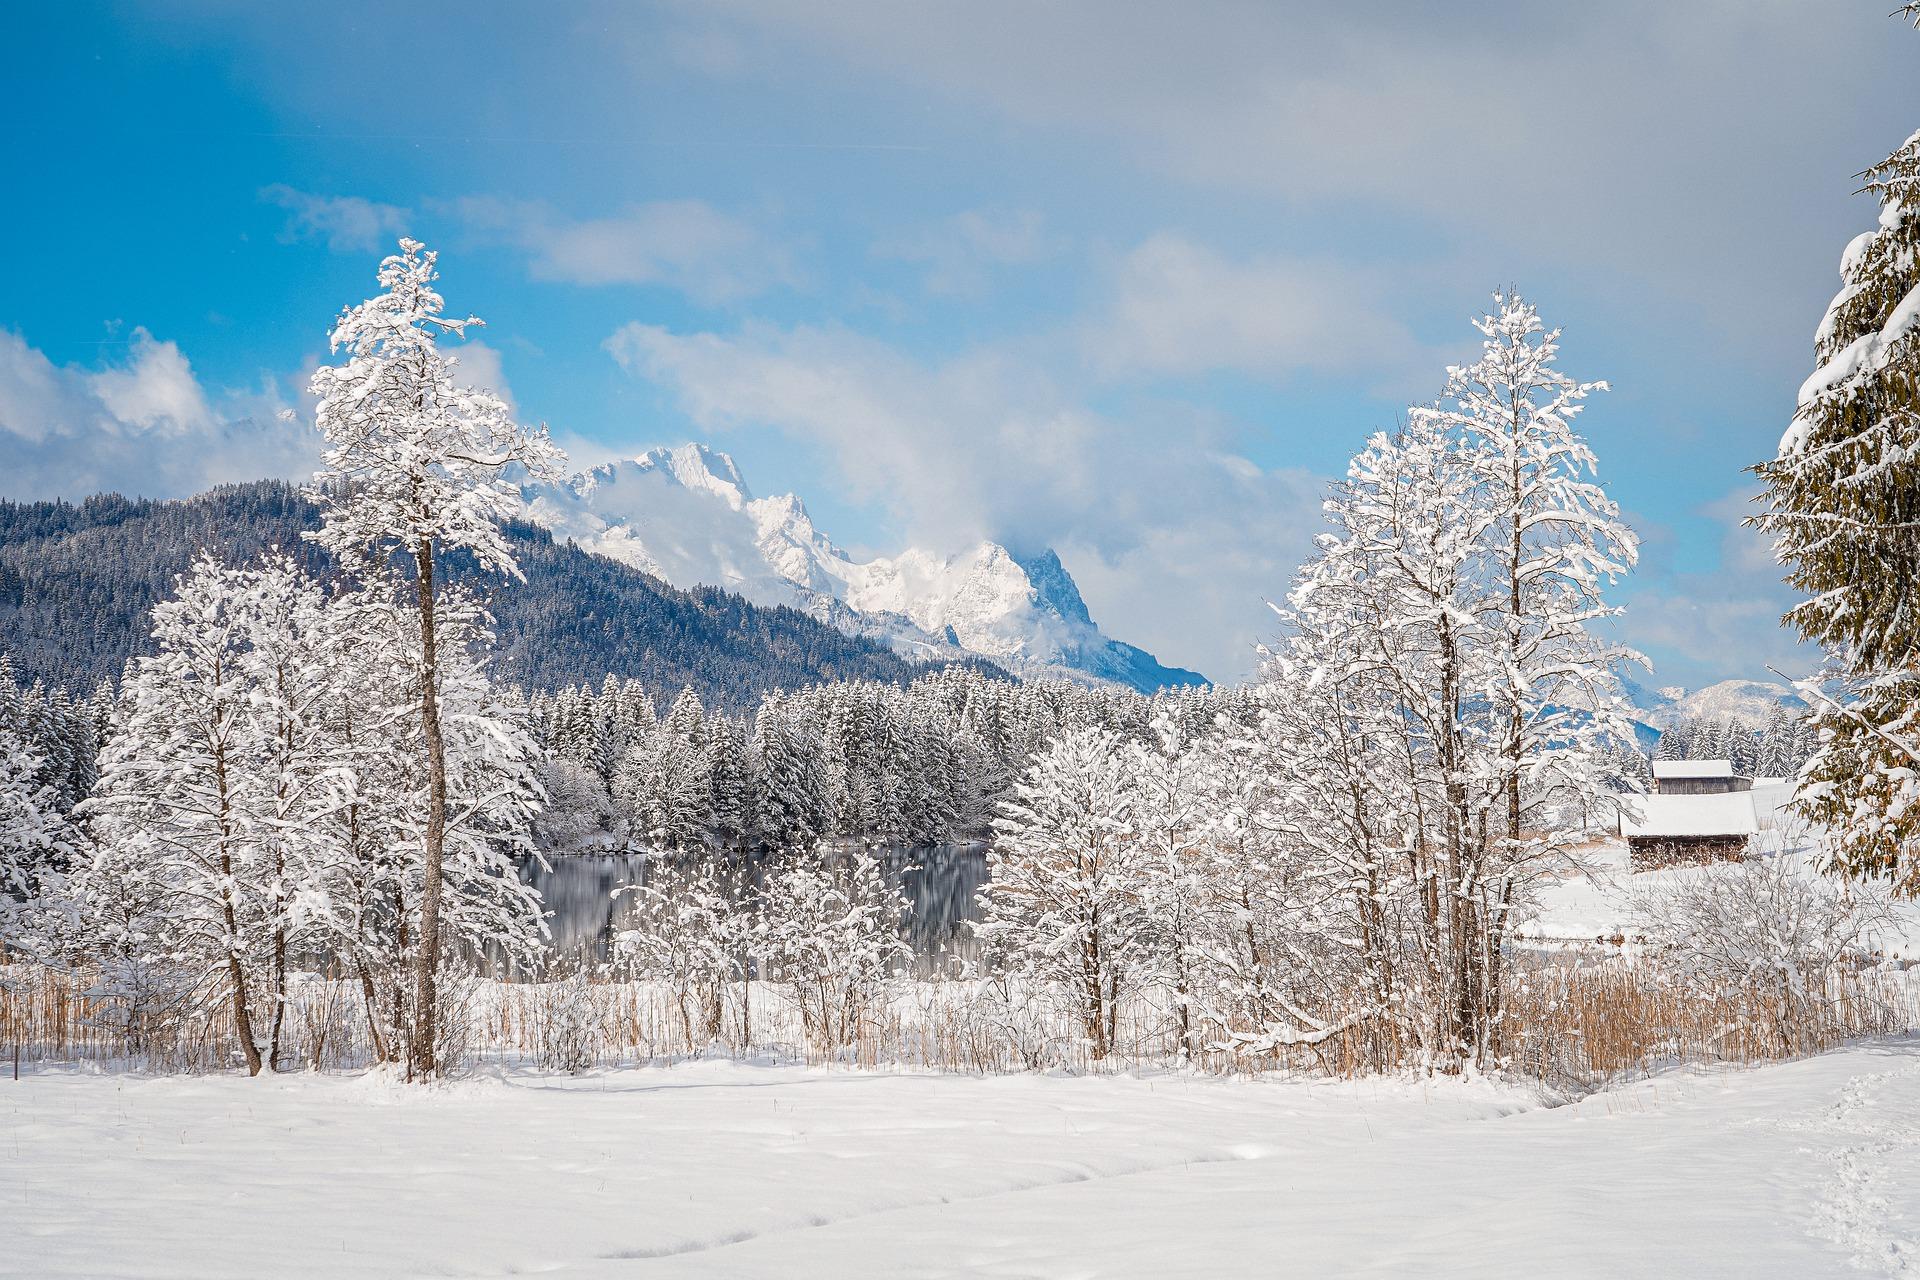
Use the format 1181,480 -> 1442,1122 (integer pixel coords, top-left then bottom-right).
1624,677 -> 1807,731
525,445 -> 1206,692
630,442 -> 752,509
1012,548 -> 1096,629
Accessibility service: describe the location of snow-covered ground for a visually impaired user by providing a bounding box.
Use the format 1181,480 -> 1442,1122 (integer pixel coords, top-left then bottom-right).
7,1045 -> 1920,1278
1522,831 -> 1920,960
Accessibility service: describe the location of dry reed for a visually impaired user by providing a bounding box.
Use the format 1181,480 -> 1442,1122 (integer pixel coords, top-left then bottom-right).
6,951 -> 1914,1089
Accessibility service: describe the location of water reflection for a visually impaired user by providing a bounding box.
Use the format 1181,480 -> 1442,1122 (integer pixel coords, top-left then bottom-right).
520,845 -> 989,970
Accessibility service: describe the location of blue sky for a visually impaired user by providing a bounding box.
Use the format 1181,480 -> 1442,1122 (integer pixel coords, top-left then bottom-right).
3,1 -> 1916,686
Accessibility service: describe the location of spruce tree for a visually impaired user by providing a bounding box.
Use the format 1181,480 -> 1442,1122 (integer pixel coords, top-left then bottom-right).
0,726 -> 78,959
1755,19 -> 1920,889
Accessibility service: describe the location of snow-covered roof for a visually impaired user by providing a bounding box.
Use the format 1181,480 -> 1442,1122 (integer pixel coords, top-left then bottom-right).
1749,781 -> 1801,827
1621,793 -> 1760,840
1651,759 -> 1736,780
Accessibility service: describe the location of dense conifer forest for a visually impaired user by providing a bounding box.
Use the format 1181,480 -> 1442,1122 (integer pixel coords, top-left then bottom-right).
0,481 -> 966,712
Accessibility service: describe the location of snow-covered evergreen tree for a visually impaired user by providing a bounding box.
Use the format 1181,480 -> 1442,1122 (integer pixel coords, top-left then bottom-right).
613,724 -> 711,852
533,757 -> 625,856
0,727 -> 79,961
1755,29 -> 1920,889
750,701 -> 825,848
705,718 -> 752,851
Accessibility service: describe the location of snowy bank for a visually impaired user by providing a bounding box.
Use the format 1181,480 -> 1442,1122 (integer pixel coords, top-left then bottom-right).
6,1046 -> 1920,1278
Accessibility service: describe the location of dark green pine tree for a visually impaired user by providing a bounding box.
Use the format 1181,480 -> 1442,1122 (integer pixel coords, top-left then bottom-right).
1755,29 -> 1920,889
704,718 -> 752,852
750,702 -> 823,849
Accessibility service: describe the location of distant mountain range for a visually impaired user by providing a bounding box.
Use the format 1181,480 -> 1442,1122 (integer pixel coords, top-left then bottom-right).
0,482 -> 960,712
526,444 -> 1207,693
0,468 -> 1800,721
1622,677 -> 1807,732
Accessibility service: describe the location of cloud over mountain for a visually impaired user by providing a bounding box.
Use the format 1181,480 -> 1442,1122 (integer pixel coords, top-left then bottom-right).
0,328 -> 318,501
527,442 -> 1206,691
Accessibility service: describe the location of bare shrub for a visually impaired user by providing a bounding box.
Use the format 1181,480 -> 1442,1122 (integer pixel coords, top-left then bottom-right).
1632,858 -> 1898,1054
535,957 -> 606,1074
614,857 -> 744,1053
760,847 -> 910,1060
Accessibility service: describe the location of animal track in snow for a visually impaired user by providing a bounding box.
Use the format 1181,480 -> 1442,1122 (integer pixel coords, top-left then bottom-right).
1807,1062 -> 1920,1275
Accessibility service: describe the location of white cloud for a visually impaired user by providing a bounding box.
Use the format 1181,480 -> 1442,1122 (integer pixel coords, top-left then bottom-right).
443,196 -> 798,305
1618,486 -> 1817,687
264,187 -> 799,307
608,319 -> 1092,546
1619,591 -> 1811,688
86,329 -> 215,432
1058,458 -> 1327,682
1087,235 -> 1443,390
447,339 -> 516,413
682,0 -> 1910,351
547,430 -> 633,476
0,329 -> 319,501
260,185 -> 411,253
875,210 -> 1058,297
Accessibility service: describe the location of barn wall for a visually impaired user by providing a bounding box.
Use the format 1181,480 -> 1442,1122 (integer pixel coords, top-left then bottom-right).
1655,777 -> 1753,796
1628,835 -> 1750,871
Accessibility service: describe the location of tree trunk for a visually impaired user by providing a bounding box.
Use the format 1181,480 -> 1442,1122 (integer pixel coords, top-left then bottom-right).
392,880 -> 411,1069
269,916 -> 287,1072
269,704 -> 294,1071
738,958 -> 752,1049
210,733 -> 264,1077
224,939 -> 263,1077
1436,615 -> 1473,1069
1499,446 -> 1525,1065
410,536 -> 449,1079
1483,874 -> 1517,1062
1175,972 -> 1192,1063
355,957 -> 388,1064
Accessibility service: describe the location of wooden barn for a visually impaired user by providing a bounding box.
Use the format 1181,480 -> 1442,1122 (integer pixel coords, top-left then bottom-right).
1620,791 -> 1759,870
1650,758 -> 1753,796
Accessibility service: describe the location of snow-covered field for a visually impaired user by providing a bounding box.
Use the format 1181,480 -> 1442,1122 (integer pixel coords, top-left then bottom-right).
7,1045 -> 1920,1279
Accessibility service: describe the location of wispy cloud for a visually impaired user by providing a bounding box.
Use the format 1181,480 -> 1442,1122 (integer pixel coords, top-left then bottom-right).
440,196 -> 799,305
260,185 -> 411,253
260,186 -> 800,307
447,339 -> 516,414
1085,235 -> 1448,392
874,210 -> 1058,298
1618,486 -> 1818,688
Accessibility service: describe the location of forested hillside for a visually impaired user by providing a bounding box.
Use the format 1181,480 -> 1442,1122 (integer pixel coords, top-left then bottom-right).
0,481 -> 956,711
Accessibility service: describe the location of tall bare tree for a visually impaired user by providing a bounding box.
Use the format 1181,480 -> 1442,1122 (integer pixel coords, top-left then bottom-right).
307,239 -> 564,1076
